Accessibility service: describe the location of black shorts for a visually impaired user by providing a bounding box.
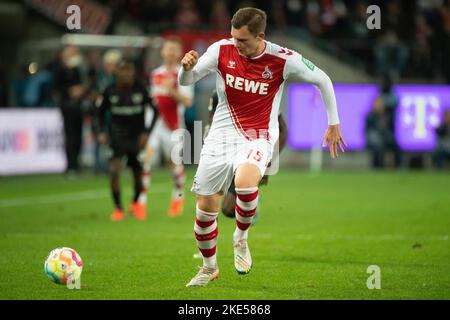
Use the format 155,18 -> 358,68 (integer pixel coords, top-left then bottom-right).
110,136 -> 140,160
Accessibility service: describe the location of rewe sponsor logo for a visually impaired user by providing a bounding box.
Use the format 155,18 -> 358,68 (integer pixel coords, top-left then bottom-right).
225,74 -> 269,95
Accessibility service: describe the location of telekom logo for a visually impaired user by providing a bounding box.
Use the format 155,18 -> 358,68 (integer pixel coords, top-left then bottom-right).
400,95 -> 441,139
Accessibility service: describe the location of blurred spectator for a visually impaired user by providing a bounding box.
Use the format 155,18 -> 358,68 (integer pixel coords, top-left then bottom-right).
373,0 -> 410,79
365,97 -> 389,168
174,0 -> 202,29
438,0 -> 450,82
284,0 -> 306,27
23,63 -> 53,107
53,45 -> 86,175
347,1 -> 370,40
98,49 -> 122,93
411,14 -> 433,78
378,75 -> 402,168
365,75 -> 402,169
142,0 -> 175,26
11,66 -> 29,107
417,0 -> 443,22
319,0 -> 348,38
433,109 -> 450,169
0,63 -> 8,107
305,0 -> 323,36
93,49 -> 122,173
11,63 -> 53,107
345,1 -> 372,66
272,0 -> 288,30
210,0 -> 231,31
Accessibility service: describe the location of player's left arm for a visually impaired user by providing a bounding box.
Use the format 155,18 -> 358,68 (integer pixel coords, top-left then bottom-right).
142,87 -> 160,136
284,52 -> 347,158
95,87 -> 111,145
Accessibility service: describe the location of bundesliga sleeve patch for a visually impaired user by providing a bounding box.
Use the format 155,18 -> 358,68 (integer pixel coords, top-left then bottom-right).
301,56 -> 315,71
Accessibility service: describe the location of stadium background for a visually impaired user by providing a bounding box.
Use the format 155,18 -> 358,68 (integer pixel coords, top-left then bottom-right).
0,0 -> 449,299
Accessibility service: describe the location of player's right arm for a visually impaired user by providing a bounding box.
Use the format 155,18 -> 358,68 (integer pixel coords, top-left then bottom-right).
178,41 -> 220,86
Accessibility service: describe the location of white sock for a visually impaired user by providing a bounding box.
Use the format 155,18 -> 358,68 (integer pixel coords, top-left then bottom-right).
194,205 -> 218,268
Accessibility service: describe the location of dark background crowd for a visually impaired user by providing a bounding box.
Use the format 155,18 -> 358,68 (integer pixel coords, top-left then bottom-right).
96,0 -> 450,81
2,0 -> 450,108
0,0 -> 449,172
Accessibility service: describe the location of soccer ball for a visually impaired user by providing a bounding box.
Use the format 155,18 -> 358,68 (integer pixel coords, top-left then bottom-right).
44,247 -> 83,284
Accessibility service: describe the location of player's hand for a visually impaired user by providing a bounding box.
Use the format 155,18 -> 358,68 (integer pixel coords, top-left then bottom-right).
322,124 -> 347,159
181,50 -> 199,71
98,132 -> 108,145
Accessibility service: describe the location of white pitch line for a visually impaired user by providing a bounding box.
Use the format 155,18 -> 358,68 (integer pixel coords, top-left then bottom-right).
295,234 -> 449,241
0,186 -> 166,208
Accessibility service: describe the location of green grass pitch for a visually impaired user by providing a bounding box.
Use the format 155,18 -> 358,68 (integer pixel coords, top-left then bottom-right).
0,168 -> 449,299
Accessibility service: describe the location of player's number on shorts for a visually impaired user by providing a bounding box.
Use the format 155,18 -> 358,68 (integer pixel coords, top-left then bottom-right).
247,149 -> 263,162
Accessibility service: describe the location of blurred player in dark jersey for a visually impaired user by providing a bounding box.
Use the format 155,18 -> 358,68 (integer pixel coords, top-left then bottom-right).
97,60 -> 158,221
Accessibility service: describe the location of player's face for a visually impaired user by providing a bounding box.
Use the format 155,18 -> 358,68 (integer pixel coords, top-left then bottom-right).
231,26 -> 264,58
161,41 -> 182,65
116,65 -> 135,86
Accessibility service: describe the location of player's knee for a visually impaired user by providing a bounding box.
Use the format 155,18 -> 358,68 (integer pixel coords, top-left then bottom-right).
109,159 -> 121,176
197,194 -> 221,213
235,163 -> 261,189
234,177 -> 259,189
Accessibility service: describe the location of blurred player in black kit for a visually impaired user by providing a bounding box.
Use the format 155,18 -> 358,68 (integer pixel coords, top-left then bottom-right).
97,60 -> 159,221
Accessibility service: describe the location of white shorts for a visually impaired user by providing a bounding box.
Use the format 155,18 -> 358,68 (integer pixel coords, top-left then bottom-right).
147,120 -> 183,162
191,137 -> 273,196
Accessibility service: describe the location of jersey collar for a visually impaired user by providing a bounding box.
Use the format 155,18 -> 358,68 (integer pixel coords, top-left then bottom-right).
248,41 -> 268,60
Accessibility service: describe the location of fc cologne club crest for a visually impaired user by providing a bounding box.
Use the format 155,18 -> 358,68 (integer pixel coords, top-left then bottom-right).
262,66 -> 273,79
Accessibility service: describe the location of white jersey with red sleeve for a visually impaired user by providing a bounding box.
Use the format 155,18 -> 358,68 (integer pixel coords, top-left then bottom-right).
179,39 -> 339,148
151,65 -> 194,131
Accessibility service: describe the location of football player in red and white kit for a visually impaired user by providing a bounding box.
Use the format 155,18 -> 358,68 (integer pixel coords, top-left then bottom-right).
140,37 -> 194,217
179,8 -> 347,287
